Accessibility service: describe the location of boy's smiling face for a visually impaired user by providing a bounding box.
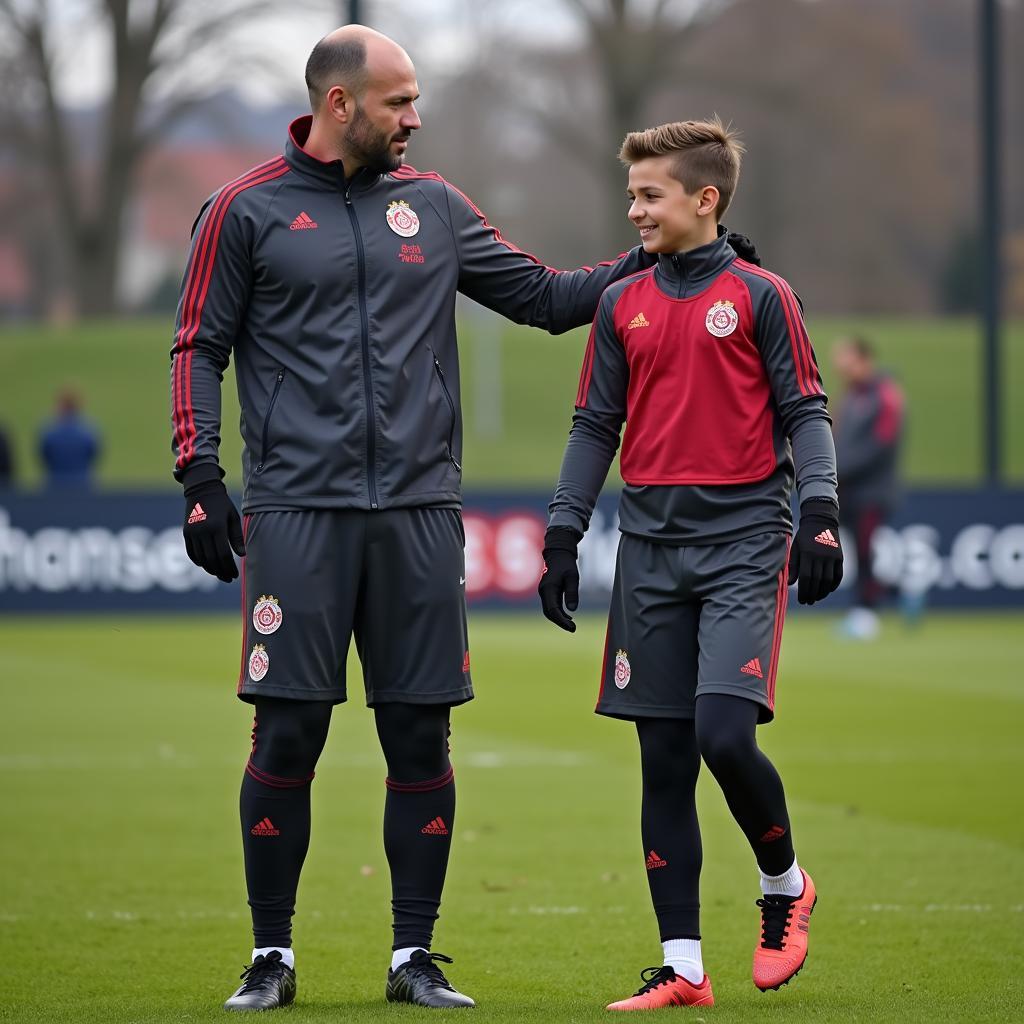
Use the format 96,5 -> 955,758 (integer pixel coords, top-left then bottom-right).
626,156 -> 720,254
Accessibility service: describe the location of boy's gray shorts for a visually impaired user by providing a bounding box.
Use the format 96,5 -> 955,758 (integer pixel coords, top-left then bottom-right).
596,531 -> 791,724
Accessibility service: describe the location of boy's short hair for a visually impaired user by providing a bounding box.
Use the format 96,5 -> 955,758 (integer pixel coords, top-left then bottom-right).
619,116 -> 744,219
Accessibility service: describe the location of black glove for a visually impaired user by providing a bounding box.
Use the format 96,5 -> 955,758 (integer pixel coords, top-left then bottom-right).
182,474 -> 246,583
726,230 -> 761,266
538,526 -> 581,632
788,498 -> 844,605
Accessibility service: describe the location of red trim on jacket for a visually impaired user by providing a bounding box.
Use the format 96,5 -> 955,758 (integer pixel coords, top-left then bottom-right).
733,259 -> 822,398
394,164 -> 631,275
393,165 -> 558,272
576,318 -> 600,408
172,158 -> 289,471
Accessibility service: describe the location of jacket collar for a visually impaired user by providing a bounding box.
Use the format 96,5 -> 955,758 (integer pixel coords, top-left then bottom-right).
654,226 -> 736,298
284,115 -> 382,193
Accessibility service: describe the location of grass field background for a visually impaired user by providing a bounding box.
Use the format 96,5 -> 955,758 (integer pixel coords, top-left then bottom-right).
3,611 -> 1022,1022
1,315 -> 1022,489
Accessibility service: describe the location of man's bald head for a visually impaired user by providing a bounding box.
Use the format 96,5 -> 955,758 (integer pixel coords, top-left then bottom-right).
304,26 -> 414,112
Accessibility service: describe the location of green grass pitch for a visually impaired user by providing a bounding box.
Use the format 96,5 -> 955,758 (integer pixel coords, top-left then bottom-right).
1,315 -> 1022,489
2,611 -> 1022,1022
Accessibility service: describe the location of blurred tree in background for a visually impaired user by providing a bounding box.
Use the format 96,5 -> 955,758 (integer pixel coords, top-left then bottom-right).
0,0 -> 1021,319
0,0 -> 295,318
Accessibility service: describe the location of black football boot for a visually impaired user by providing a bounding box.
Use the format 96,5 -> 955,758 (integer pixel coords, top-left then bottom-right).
385,950 -> 475,1008
223,950 -> 296,1012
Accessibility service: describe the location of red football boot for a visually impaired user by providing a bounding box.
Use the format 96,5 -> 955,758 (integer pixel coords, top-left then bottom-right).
752,868 -> 817,991
606,966 -> 714,1010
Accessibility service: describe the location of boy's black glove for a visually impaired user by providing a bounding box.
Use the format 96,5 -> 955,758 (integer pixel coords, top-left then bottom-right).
182,474 -> 246,583
788,498 -> 843,605
726,230 -> 761,266
538,526 -> 581,632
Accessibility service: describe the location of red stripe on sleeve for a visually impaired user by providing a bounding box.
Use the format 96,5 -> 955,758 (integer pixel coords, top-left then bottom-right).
172,158 -> 288,470
781,279 -> 823,395
394,166 -> 633,277
734,260 -> 822,398
393,166 -> 557,271
575,318 -> 600,407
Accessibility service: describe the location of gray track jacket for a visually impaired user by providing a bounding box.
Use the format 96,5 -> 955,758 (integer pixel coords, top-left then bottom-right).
170,116 -> 654,510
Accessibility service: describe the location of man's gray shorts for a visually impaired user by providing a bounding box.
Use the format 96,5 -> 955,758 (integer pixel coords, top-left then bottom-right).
236,508 -> 473,706
596,531 -> 791,724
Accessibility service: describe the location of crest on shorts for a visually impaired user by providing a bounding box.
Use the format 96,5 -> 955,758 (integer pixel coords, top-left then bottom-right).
614,649 -> 631,689
386,200 -> 420,237
248,644 -> 270,682
705,299 -> 739,338
252,595 -> 283,636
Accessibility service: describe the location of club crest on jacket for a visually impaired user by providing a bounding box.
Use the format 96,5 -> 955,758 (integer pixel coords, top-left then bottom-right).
705,299 -> 739,337
386,200 -> 420,237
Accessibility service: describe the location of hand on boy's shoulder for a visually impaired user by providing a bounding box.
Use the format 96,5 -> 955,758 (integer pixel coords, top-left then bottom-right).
725,230 -> 760,266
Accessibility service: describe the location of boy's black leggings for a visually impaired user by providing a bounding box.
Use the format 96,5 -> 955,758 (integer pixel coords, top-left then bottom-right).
636,693 -> 794,940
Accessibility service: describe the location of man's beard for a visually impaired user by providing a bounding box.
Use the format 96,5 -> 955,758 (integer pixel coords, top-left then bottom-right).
346,104 -> 407,174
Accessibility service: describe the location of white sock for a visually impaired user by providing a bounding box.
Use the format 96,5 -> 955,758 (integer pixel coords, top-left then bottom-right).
662,938 -> 703,985
391,946 -> 426,972
252,946 -> 294,969
759,858 -> 804,898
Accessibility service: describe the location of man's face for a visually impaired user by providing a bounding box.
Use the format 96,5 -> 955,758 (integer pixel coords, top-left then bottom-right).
626,156 -> 711,253
344,57 -> 421,174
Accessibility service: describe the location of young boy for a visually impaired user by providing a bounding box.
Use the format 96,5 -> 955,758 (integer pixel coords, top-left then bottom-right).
537,118 -> 843,1009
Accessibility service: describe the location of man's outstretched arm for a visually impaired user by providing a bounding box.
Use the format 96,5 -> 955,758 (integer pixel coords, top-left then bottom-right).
447,183 -> 654,334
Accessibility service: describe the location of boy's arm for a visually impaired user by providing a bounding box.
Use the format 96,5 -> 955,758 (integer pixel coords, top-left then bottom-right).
540,293 -> 628,630
446,183 -> 653,334
548,293 -> 629,535
753,276 -> 843,604
752,279 -> 837,506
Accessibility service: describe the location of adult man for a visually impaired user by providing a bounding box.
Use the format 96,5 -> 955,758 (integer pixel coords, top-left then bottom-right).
831,336 -> 905,639
170,25 -> 662,1012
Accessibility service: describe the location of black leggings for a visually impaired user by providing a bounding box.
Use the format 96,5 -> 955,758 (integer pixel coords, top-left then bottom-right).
636,694 -> 794,940
241,697 -> 455,950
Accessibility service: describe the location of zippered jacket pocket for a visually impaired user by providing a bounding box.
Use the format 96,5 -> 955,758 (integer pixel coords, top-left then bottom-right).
431,354 -> 461,473
256,368 -> 286,473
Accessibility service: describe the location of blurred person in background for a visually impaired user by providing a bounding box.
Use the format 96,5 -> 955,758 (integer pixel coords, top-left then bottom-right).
0,423 -> 14,488
38,387 -> 101,488
831,337 -> 905,639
